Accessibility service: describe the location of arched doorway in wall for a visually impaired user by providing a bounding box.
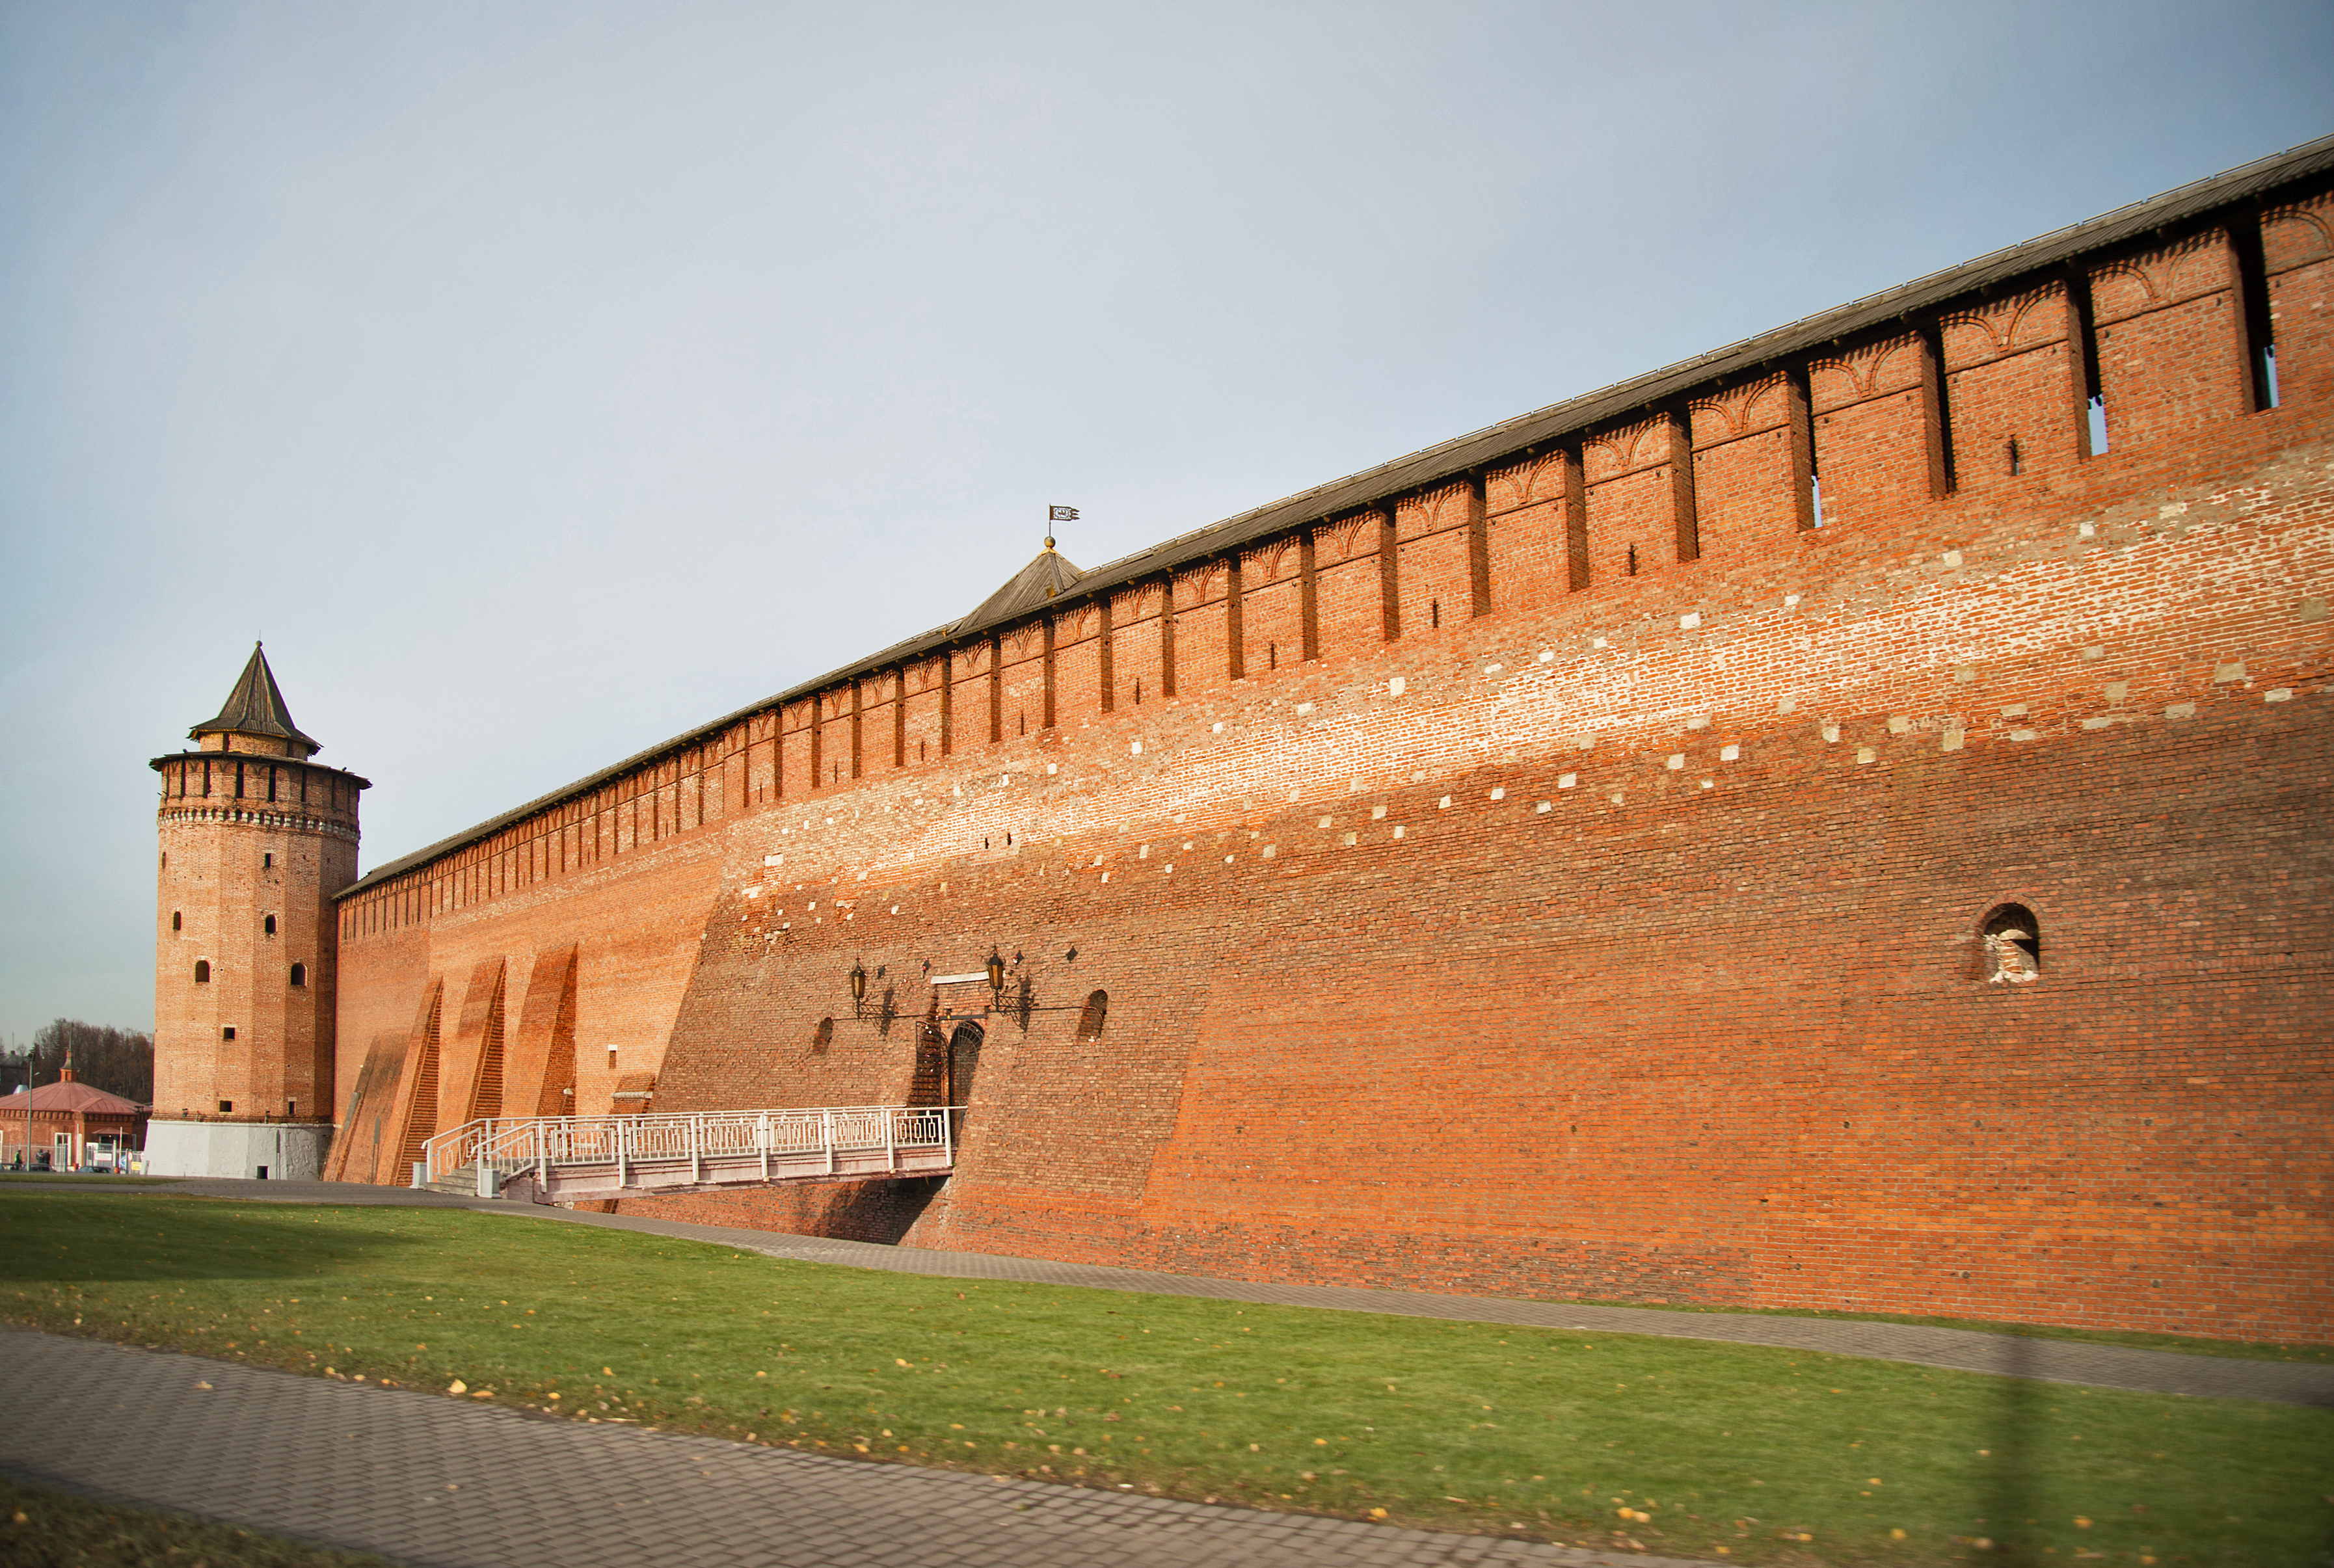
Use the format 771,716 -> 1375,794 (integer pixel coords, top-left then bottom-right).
945,1021 -> 984,1116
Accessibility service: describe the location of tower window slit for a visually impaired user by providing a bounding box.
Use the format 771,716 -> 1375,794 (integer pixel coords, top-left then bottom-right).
264,914 -> 277,937
194,960 -> 210,983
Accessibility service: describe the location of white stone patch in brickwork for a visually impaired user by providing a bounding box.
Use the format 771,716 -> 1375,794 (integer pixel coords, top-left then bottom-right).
2081,646 -> 2104,661
1559,773 -> 1577,790
1700,779 -> 1713,789
1317,816 -> 1332,829
2166,702 -> 2196,719
1262,845 -> 1276,858
2160,501 -> 2188,518
1387,677 -> 1407,696
890,905 -> 899,915
1490,787 -> 1505,800
1296,702 -> 1314,716
1101,871 -> 1110,882
1047,763 -> 1058,774
1348,780 -> 1365,793
1721,744 -> 1740,762
1665,755 -> 1685,771
1183,841 -> 1194,850
1439,796 -> 1451,809
2267,688 -> 2294,703
2000,704 -> 2028,717
1955,666 -> 1978,682
1942,728 -> 1965,751
1224,855 -> 1233,864
1484,663 -> 1503,674
1130,741 -> 1143,755
2010,729 -> 2038,742
1785,593 -> 1801,608
1609,793 -> 1625,806
1341,832 -> 1357,846
2300,598 -> 2329,622
1942,550 -> 1963,567
1138,845 -> 1149,858
2214,662 -> 2247,683
1392,825 -> 1406,839
1536,801 -> 1551,813
1680,612 -> 1702,630
1371,805 -> 1387,820
1591,637 -> 1609,649
1777,697 -> 1797,714
764,855 -> 782,866
1822,724 -> 1840,743
1538,650 -> 1555,663
1211,721 -> 1224,734
2082,717 -> 2111,730
2105,682 -> 2128,702
2078,522 -> 2096,538
1888,716 -> 1910,735
1854,747 -> 1873,764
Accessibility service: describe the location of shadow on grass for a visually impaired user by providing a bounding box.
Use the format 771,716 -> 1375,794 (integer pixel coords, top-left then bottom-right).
0,1193 -> 428,1284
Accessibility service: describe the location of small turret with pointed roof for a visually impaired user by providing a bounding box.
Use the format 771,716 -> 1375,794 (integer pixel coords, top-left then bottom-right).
191,643 -> 320,758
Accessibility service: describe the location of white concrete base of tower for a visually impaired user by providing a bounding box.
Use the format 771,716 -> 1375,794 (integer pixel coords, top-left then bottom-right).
143,1120 -> 330,1182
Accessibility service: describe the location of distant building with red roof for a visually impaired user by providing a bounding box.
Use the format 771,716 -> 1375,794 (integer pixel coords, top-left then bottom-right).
0,1068 -> 149,1171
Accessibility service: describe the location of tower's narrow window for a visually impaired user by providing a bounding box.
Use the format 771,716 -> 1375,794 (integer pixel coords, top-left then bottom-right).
264,914 -> 278,937
290,963 -> 307,987
218,1100 -> 233,1113
1076,989 -> 1109,1041
194,960 -> 211,983
263,853 -> 273,869
222,1026 -> 236,1041
172,911 -> 181,933
1980,903 -> 2042,984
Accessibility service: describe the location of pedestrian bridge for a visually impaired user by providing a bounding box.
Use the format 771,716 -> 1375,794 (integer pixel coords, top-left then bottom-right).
418,1104 -> 961,1205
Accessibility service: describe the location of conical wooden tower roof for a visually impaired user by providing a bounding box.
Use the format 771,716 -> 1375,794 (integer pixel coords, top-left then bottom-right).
191,643 -> 319,755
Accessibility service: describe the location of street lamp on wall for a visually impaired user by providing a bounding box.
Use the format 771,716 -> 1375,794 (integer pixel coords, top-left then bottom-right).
986,948 -> 1006,1001
850,961 -> 868,1018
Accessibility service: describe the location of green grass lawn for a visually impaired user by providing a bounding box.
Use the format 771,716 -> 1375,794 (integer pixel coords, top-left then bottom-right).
0,1477 -> 397,1567
1549,1298 -> 2334,1366
3,1192 -> 2327,1567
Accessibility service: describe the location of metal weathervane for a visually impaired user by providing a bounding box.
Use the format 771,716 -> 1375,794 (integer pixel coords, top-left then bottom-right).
1046,504 -> 1077,550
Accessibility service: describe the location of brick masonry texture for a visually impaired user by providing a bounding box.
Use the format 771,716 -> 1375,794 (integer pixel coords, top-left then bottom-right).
321,159 -> 2334,1342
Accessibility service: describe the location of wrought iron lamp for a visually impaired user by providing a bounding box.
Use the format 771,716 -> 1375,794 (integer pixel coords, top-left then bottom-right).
850,961 -> 868,1018
986,948 -> 1006,1000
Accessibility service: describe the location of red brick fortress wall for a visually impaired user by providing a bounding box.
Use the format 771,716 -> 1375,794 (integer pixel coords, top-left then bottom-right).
335,158 -> 2334,1341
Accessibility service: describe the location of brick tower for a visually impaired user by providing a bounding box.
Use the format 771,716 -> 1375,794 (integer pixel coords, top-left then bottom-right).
145,645 -> 367,1179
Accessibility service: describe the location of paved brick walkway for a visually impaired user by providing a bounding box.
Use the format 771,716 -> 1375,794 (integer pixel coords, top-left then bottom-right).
125,1178 -> 2334,1407
0,1331 -> 1717,1568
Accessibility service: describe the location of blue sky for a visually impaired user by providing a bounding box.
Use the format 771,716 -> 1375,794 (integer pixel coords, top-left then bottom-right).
3,0 -> 2329,1047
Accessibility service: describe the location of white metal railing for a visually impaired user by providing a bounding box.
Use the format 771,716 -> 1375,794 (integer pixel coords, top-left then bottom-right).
420,1103 -> 960,1194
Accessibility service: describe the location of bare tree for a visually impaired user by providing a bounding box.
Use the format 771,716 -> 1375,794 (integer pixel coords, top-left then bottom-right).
29,1020 -> 154,1104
